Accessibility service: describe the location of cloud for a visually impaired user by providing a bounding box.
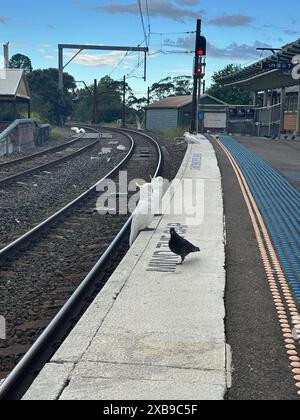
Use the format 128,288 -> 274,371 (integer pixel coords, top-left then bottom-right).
163,34 -> 272,60
263,23 -> 299,37
283,29 -> 299,35
175,0 -> 199,4
0,16 -> 9,24
46,23 -> 55,29
209,14 -> 254,27
93,0 -> 204,22
63,50 -> 136,68
207,41 -> 273,60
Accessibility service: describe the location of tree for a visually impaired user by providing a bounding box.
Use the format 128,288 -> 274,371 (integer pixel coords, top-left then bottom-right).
150,76 -> 193,102
206,64 -> 252,105
9,54 -> 33,73
27,68 -> 76,125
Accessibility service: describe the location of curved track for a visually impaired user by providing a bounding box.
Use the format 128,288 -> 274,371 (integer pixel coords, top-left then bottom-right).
0,127 -> 163,400
0,132 -> 100,186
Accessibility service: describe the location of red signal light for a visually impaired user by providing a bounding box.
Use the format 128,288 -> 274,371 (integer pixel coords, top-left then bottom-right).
197,49 -> 204,56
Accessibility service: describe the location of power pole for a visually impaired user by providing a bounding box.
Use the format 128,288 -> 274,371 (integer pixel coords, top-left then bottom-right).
122,76 -> 126,128
3,42 -> 9,69
191,19 -> 201,133
93,79 -> 99,124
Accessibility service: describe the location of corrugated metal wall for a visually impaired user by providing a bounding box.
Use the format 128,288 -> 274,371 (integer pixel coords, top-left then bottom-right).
146,109 -> 178,131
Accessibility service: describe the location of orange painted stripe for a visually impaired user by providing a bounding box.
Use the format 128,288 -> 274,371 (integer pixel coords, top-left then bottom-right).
213,137 -> 300,397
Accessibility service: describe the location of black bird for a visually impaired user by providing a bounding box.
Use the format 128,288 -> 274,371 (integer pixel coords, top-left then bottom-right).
169,228 -> 200,265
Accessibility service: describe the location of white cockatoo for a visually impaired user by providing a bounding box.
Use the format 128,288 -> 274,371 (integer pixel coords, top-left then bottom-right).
129,182 -> 155,247
71,127 -> 80,134
79,128 -> 86,134
151,176 -> 164,215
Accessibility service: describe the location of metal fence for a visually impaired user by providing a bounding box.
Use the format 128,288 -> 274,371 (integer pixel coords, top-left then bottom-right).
199,103 -> 282,137
255,104 -> 281,138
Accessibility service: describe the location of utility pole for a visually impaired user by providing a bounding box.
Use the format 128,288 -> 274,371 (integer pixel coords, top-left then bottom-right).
191,19 -> 201,133
3,42 -> 9,69
93,79 -> 99,124
122,76 -> 126,127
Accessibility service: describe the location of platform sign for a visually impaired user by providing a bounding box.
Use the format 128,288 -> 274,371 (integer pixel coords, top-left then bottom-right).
198,111 -> 205,121
246,108 -> 255,118
237,108 -> 246,118
204,112 -> 227,129
262,61 -> 293,70
229,107 -> 237,117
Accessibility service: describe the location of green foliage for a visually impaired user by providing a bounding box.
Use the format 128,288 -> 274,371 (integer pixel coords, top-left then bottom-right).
150,76 -> 193,101
50,127 -> 66,139
27,68 -> 76,125
161,127 -> 189,139
9,54 -> 33,73
206,64 -> 252,105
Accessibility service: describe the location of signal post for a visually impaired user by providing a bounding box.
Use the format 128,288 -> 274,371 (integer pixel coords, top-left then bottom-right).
191,19 -> 206,133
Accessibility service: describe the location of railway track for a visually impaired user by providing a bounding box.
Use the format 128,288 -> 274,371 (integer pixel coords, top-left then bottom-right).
0,132 -> 99,186
0,127 -> 163,400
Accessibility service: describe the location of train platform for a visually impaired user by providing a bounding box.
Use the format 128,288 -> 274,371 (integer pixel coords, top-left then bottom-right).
23,136 -> 228,400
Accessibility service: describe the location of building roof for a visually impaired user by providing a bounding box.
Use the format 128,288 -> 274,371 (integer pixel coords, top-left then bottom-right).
219,37 -> 300,91
145,95 -> 192,110
145,94 -> 227,110
0,69 -> 31,101
200,93 -> 228,105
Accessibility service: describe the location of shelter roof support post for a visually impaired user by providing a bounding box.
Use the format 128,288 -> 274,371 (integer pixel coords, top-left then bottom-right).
280,87 -> 286,135
263,91 -> 268,107
252,91 -> 257,107
296,84 -> 300,137
27,100 -> 31,119
13,100 -> 17,121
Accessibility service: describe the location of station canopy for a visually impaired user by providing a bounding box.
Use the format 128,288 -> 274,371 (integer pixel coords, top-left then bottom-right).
0,69 -> 31,102
219,38 -> 300,91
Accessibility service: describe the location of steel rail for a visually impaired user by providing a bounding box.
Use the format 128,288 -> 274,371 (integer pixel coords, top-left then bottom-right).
0,132 -> 85,169
0,127 -> 163,400
0,128 -> 134,262
0,138 -> 99,187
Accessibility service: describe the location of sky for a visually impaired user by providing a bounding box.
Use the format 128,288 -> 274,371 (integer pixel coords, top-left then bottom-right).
0,0 -> 300,97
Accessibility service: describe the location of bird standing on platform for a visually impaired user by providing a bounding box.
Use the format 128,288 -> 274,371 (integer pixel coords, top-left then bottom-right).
151,176 -> 164,215
169,228 -> 200,265
129,183 -> 154,247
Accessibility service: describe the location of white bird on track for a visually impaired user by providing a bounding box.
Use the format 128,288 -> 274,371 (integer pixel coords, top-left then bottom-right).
71,127 -> 80,134
79,128 -> 86,134
129,182 -> 155,247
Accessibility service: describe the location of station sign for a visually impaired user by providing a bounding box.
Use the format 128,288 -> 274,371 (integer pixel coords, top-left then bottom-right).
229,107 -> 255,119
198,111 -> 205,121
229,108 -> 237,117
261,61 -> 293,70
245,108 -> 255,118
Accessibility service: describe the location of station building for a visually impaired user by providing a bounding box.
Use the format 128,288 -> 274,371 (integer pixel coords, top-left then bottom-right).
219,37 -> 300,138
145,94 -> 227,131
0,68 -> 50,155
0,68 -> 31,128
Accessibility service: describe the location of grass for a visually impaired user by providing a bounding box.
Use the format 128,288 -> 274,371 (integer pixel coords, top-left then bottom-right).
161,127 -> 189,139
50,126 -> 66,139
